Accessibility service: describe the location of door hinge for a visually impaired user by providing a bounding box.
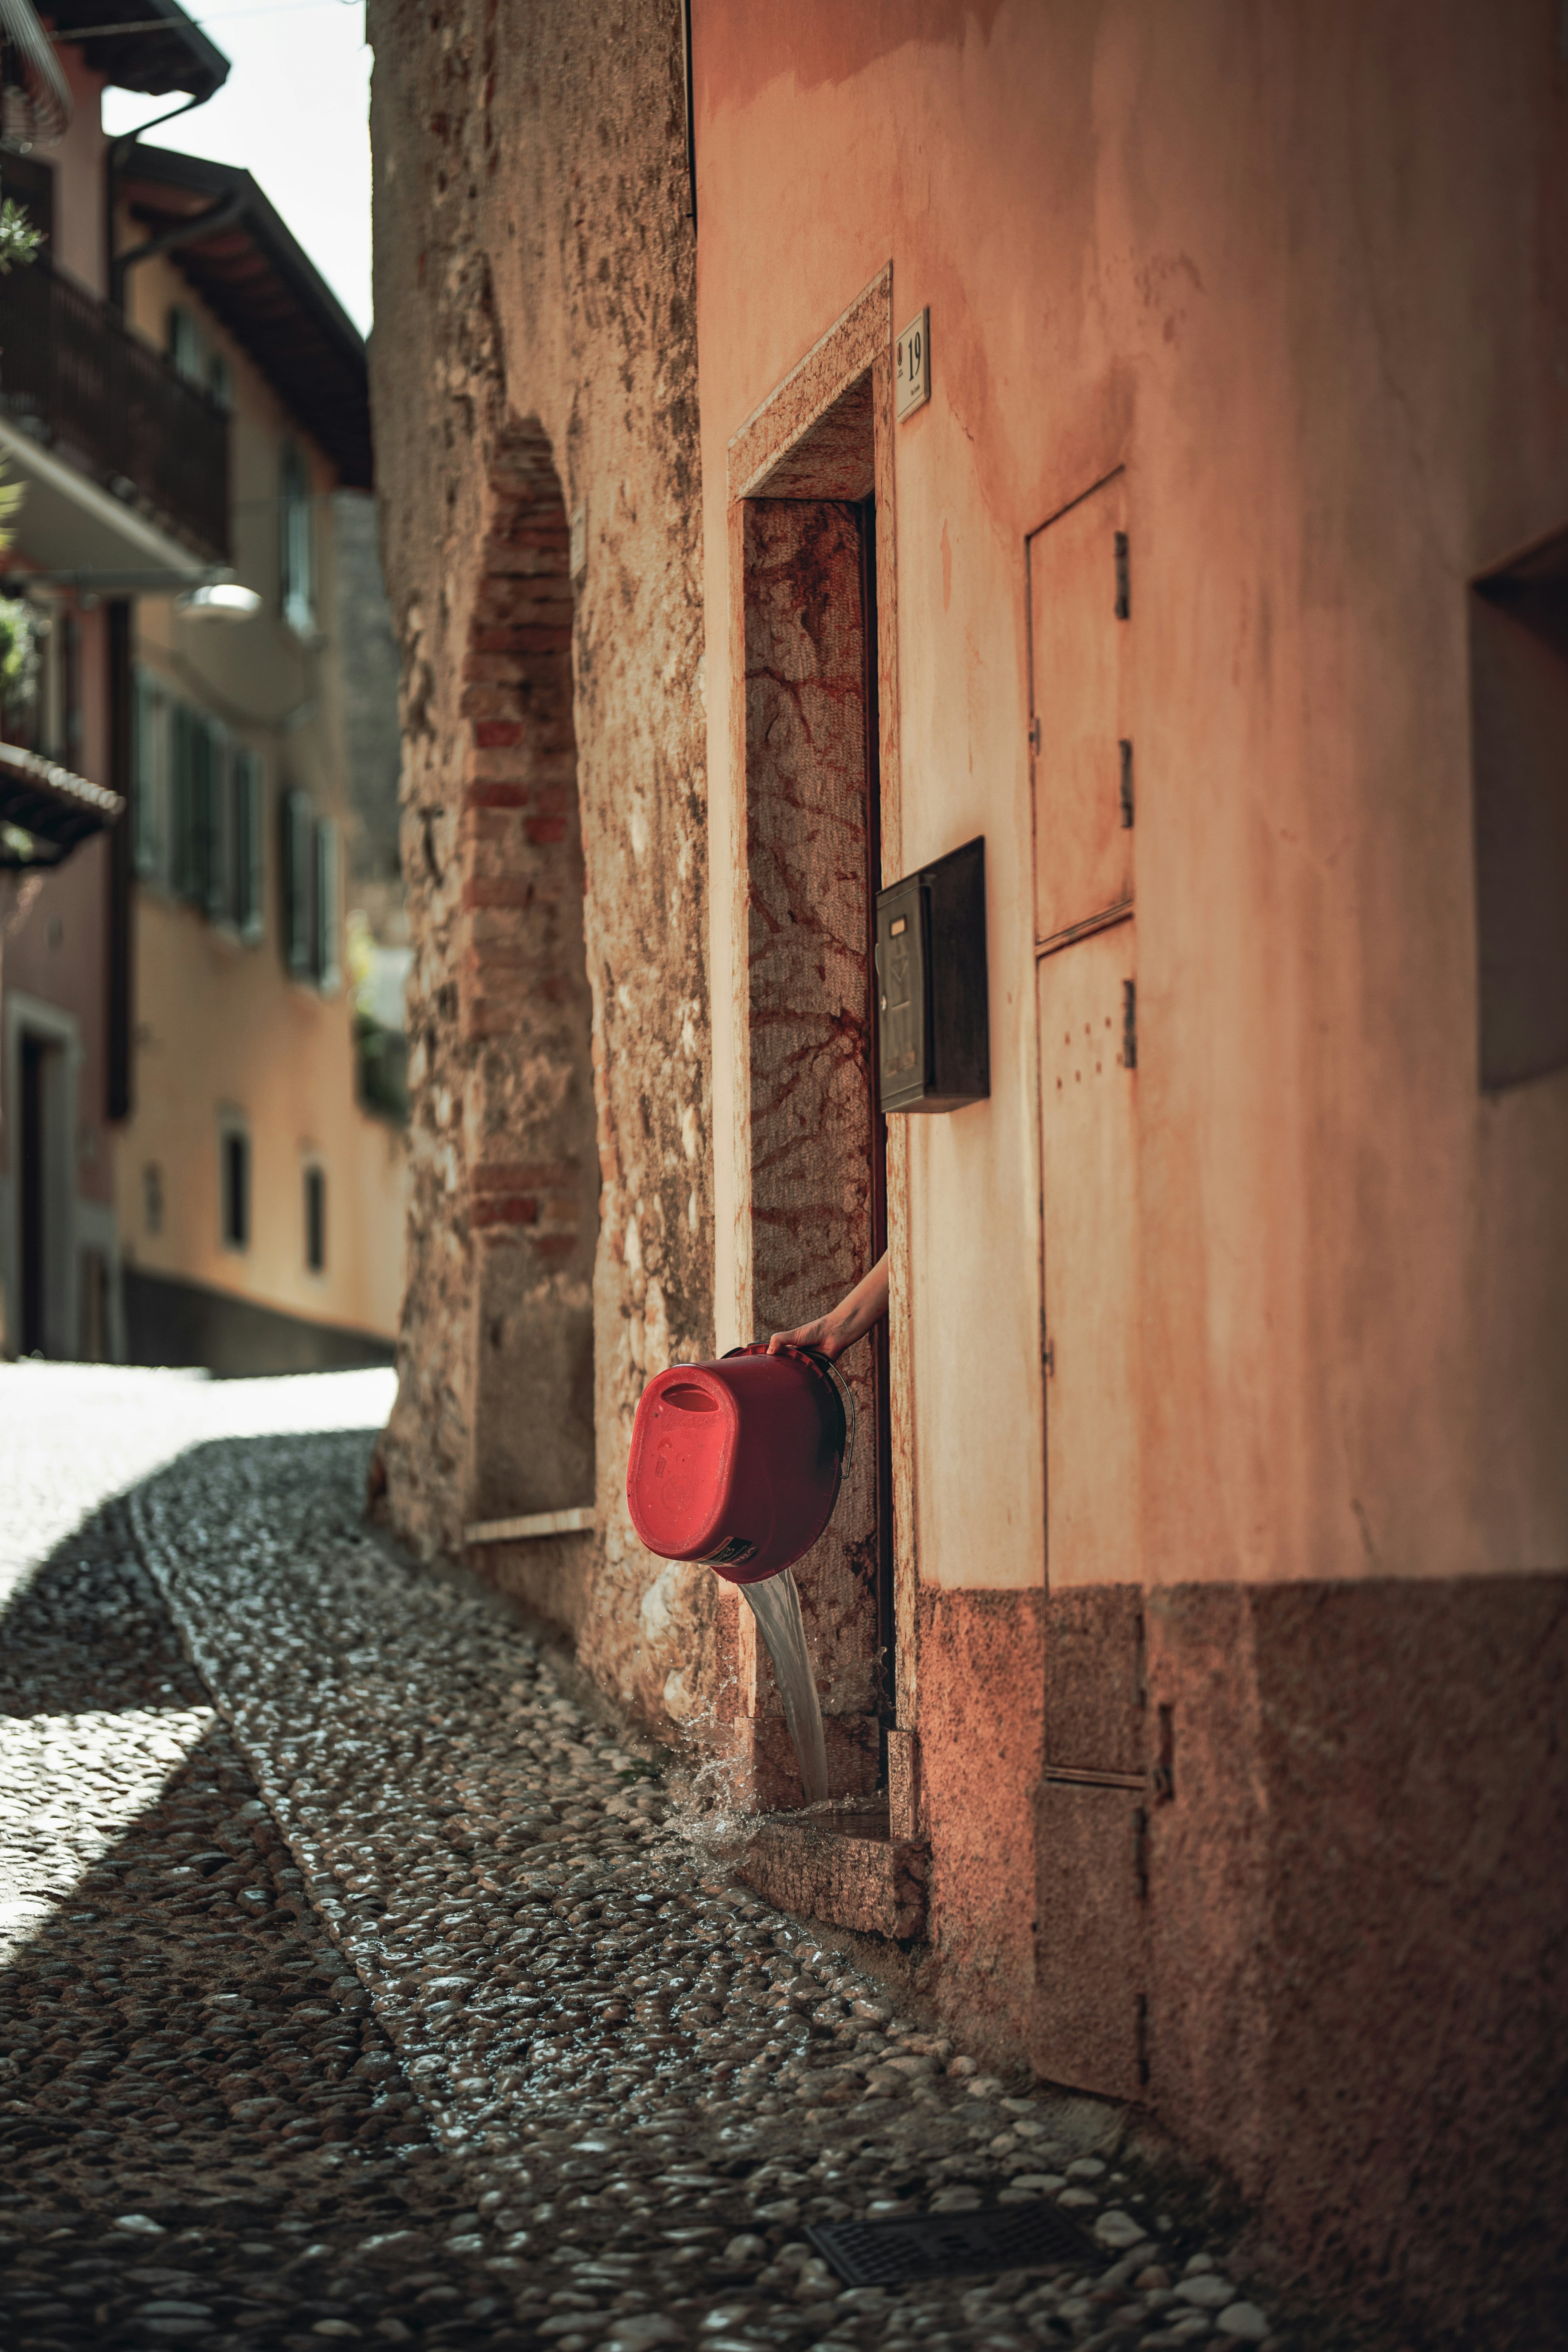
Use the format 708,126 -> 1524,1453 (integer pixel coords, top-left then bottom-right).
1028,714 -> 1041,756
1118,738 -> 1135,828
1122,977 -> 1137,1071
1152,1703 -> 1176,1804
1114,529 -> 1131,620
1133,1804 -> 1148,1901
1042,1334 -> 1055,1378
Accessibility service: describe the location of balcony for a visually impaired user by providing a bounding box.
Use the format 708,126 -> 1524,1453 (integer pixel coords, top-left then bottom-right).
0,257 -> 229,560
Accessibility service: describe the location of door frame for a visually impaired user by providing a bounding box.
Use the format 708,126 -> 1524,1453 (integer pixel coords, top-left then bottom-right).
3,990 -> 82,1359
723,265 -> 920,1804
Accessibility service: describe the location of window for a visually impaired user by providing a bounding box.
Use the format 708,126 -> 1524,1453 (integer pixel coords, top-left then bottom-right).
1470,525 -> 1568,1089
1476,520 -> 1568,1087
162,695 -> 264,934
167,304 -> 203,386
233,750 -> 263,940
279,441 -> 314,634
170,702 -> 209,903
303,1164 -> 326,1273
220,1124 -> 250,1252
207,352 -> 232,411
281,790 -> 339,988
314,815 -> 340,988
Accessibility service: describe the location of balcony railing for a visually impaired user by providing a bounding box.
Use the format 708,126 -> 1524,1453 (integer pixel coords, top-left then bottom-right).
0,257 -> 229,558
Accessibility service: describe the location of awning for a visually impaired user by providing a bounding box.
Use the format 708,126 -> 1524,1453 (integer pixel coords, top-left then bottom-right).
0,738 -> 123,866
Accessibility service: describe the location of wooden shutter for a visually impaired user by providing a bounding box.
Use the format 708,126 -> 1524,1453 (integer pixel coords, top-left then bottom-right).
132,668 -> 159,879
282,788 -> 314,976
234,751 -> 263,942
314,817 -> 340,989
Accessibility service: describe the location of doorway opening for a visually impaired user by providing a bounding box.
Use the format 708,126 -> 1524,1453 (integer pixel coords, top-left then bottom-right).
739,369 -> 893,1804
1470,521 -> 1568,1090
18,1026 -> 69,1357
461,422 -> 598,1611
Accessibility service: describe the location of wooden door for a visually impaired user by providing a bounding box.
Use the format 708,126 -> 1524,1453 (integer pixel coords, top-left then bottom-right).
1035,926 -> 1139,1581
1030,472 -> 1133,950
1028,472 -> 1140,1581
1028,475 -> 1146,2099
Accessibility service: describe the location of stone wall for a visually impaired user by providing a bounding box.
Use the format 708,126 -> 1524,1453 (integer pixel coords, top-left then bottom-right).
364,0 -> 717,1725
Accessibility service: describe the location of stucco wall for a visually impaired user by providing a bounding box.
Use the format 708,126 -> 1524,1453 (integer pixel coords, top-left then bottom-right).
691,2 -> 1568,2339
695,0 -> 1568,1603
365,0 -> 716,1718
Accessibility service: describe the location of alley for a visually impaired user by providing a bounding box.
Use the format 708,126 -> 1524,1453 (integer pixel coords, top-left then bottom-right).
0,1368 -> 1308,2352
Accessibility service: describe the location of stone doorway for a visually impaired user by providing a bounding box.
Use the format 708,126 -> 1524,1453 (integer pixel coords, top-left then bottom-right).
739,476 -> 889,1803
723,279 -> 911,1841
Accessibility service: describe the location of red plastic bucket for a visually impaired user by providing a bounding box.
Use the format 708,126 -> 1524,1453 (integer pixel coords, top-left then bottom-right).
626,1344 -> 851,1584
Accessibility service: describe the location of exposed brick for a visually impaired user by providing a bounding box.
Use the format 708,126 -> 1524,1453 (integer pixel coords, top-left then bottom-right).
472,1161 -> 576,1190
471,1195 -> 539,1228
462,876 -> 538,910
464,780 -> 529,809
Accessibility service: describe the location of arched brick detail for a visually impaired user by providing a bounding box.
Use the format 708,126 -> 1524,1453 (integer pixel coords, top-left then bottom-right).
459,423 -> 597,1525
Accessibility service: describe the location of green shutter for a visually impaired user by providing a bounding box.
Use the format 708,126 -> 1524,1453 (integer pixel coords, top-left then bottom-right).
282,788 -> 313,975
315,817 -> 340,989
193,718 -> 220,916
132,669 -> 159,879
235,751 -> 263,942
170,704 -> 194,899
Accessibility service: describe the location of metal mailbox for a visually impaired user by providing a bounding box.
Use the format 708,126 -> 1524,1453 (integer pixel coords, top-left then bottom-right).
874,835 -> 989,1114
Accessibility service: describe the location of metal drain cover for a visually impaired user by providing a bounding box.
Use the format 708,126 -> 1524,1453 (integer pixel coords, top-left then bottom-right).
806,2200 -> 1096,2289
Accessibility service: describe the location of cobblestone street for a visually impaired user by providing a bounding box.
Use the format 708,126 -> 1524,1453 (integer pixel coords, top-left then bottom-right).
0,1368 -> 1326,2352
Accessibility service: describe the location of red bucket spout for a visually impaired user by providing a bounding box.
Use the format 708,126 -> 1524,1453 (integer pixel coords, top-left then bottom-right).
626,1343 -> 850,1584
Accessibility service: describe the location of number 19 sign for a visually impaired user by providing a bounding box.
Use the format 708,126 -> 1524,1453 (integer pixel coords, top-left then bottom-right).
896,307 -> 931,422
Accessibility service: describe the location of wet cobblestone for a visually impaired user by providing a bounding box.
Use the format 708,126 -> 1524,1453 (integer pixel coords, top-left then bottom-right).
0,1369 -> 1332,2352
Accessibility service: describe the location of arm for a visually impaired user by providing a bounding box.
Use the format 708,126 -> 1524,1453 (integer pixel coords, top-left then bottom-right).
767,1250 -> 889,1362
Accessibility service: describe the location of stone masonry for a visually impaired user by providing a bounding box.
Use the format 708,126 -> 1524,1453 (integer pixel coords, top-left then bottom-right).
0,1364 -> 1341,2352
364,0 -> 716,1727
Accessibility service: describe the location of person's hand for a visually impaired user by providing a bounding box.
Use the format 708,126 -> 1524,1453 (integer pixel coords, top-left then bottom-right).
766,1252 -> 888,1362
768,1311 -> 847,1361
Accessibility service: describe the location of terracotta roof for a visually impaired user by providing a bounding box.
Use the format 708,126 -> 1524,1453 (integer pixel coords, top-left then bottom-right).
0,737 -> 123,863
119,145 -> 371,490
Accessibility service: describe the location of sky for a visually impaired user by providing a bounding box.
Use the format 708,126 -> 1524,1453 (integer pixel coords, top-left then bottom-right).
100,0 -> 374,335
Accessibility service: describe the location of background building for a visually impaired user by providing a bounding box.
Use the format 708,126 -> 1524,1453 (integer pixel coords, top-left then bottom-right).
364,3 -> 1567,2345
113,144 -> 406,1371
0,0 -> 406,1373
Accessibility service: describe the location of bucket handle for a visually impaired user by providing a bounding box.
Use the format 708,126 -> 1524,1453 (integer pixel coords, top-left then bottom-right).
723,1341 -> 856,1474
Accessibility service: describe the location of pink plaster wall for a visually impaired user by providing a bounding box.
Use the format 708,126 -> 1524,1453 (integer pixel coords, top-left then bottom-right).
693,4 -> 1568,2333
695,0 -> 1568,1602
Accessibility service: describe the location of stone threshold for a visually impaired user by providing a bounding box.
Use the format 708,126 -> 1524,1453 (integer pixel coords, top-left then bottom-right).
735,1799 -> 929,1940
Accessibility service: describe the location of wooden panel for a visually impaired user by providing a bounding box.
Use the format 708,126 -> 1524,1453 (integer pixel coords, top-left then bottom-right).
1029,473 -> 1132,944
1032,1778 -> 1147,2099
1044,1583 -> 1145,1776
1038,919 -> 1140,1585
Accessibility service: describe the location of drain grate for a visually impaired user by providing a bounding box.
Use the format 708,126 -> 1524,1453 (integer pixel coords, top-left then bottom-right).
806,2199 -> 1096,2289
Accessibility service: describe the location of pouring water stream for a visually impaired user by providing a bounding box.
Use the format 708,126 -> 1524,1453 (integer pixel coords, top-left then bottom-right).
741,1566 -> 829,1807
